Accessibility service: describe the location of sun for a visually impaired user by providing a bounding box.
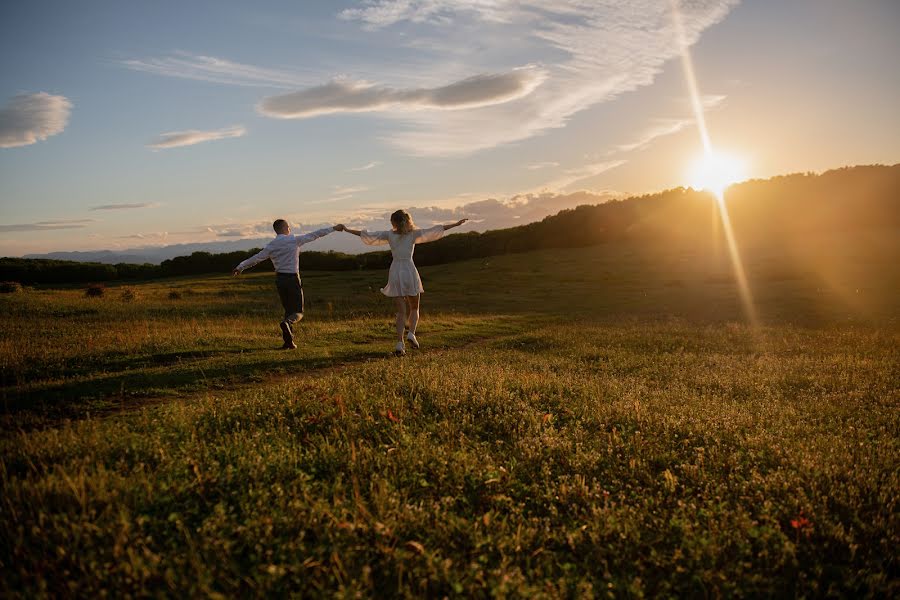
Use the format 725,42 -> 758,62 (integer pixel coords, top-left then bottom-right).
688,150 -> 747,199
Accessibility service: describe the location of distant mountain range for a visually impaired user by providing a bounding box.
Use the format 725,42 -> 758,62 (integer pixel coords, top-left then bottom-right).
21,190 -> 613,264
23,234 -> 369,265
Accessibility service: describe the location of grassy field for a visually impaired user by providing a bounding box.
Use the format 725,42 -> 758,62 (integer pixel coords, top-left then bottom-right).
1,236 -> 898,597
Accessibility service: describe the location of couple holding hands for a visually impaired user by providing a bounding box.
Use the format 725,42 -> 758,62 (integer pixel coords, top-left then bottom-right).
232,210 -> 468,355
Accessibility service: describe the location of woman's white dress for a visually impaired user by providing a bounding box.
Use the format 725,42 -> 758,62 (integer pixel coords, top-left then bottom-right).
360,225 -> 445,297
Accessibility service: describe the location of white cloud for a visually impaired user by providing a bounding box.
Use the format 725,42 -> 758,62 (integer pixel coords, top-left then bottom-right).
205,222 -> 274,238
527,161 -> 559,170
91,202 -> 159,211
147,126 -> 246,149
120,51 -> 313,88
340,1 -> 739,155
0,92 -> 72,148
118,232 -> 169,241
348,160 -> 382,171
258,67 -> 546,118
339,188 -> 620,235
341,1 -> 512,28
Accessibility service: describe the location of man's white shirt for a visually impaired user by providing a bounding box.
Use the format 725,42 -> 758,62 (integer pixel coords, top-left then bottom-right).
235,228 -> 334,274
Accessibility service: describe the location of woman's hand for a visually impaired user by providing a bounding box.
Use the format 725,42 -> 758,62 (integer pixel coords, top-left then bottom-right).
445,218 -> 468,230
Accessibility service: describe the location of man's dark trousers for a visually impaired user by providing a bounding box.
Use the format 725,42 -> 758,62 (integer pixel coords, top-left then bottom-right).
275,273 -> 304,325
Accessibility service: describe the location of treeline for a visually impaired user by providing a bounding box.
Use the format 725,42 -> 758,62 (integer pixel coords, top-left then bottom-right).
0,250 -> 392,285
3,164 -> 897,285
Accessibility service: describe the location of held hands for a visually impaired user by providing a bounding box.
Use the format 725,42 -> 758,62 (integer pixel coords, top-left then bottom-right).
334,224 -> 345,231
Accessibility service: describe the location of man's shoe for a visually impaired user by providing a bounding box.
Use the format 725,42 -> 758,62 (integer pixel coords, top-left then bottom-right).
394,341 -> 406,356
280,321 -> 293,346
406,332 -> 420,349
281,340 -> 297,350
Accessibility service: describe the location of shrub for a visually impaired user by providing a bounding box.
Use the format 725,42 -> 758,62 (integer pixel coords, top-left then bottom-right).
85,283 -> 105,298
168,290 -> 182,300
120,287 -> 138,302
0,281 -> 23,294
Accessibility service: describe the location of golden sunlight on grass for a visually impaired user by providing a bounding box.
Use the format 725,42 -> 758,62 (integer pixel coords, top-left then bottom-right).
688,150 -> 748,199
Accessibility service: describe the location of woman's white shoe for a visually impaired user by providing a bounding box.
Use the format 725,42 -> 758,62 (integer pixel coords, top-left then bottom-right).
394,341 -> 406,356
406,332 -> 420,349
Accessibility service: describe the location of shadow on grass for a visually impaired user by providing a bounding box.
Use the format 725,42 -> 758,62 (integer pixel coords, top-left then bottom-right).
0,347 -> 390,429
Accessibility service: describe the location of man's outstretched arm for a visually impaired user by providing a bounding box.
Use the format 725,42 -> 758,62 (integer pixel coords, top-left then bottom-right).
232,247 -> 270,276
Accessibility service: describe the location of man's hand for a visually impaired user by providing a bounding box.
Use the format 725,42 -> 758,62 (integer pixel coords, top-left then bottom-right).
232,269 -> 241,277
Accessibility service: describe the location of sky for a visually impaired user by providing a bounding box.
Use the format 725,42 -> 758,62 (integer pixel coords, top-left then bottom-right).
1,0 -> 899,257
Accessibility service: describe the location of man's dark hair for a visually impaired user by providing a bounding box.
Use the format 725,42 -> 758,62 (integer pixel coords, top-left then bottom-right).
273,219 -> 289,234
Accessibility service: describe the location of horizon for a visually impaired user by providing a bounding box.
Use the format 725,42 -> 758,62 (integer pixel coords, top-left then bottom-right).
2,1 -> 899,257
10,163 -> 897,264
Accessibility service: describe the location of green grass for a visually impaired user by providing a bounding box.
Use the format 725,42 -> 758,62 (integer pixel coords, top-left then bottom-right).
1,239 -> 898,597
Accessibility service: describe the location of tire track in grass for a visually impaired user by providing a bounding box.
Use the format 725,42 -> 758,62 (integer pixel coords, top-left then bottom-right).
4,314 -> 541,430
91,332 -> 513,422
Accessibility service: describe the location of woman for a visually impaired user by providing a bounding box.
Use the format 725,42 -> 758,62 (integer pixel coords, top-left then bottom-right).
339,211 -> 467,355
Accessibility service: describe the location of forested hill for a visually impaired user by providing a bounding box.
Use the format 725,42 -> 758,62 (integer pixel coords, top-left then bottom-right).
2,164 -> 898,285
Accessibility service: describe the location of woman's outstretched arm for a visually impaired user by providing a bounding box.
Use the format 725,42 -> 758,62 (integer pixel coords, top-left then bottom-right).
339,224 -> 391,245
442,218 -> 468,231
415,218 -> 467,244
337,224 -> 361,236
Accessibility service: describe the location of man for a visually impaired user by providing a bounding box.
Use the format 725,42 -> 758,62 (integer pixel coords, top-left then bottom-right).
232,219 -> 343,349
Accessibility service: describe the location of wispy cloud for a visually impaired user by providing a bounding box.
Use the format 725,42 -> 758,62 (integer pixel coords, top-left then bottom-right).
537,160 -> 627,192
340,1 -> 739,155
147,126 -> 246,149
0,92 -> 72,148
120,51 -> 313,89
258,67 -> 546,119
308,185 -> 371,205
205,222 -> 274,238
340,2 -> 512,28
339,189 -> 620,234
348,160 -> 382,171
0,218 -> 94,233
527,161 -> 559,170
118,231 -> 169,241
615,95 -> 726,153
91,202 -> 159,211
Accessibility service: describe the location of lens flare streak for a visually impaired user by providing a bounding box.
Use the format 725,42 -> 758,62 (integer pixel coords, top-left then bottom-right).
670,0 -> 759,326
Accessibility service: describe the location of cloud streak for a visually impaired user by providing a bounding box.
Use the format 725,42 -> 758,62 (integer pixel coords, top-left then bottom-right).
536,160 -> 627,192
0,92 -> 72,148
615,95 -> 727,153
147,126 -> 246,149
258,67 -> 545,118
340,0 -> 739,155
349,161 -> 382,171
120,51 -> 313,88
90,203 -> 159,211
0,219 -> 94,233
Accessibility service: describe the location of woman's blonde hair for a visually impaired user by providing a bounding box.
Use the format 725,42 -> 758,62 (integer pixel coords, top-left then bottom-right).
390,209 -> 415,234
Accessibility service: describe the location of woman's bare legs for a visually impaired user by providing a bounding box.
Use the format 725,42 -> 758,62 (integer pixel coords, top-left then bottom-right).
406,294 -> 420,335
393,296 -> 408,343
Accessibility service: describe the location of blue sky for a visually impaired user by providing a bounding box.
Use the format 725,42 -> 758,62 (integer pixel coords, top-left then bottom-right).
1,0 -> 898,256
